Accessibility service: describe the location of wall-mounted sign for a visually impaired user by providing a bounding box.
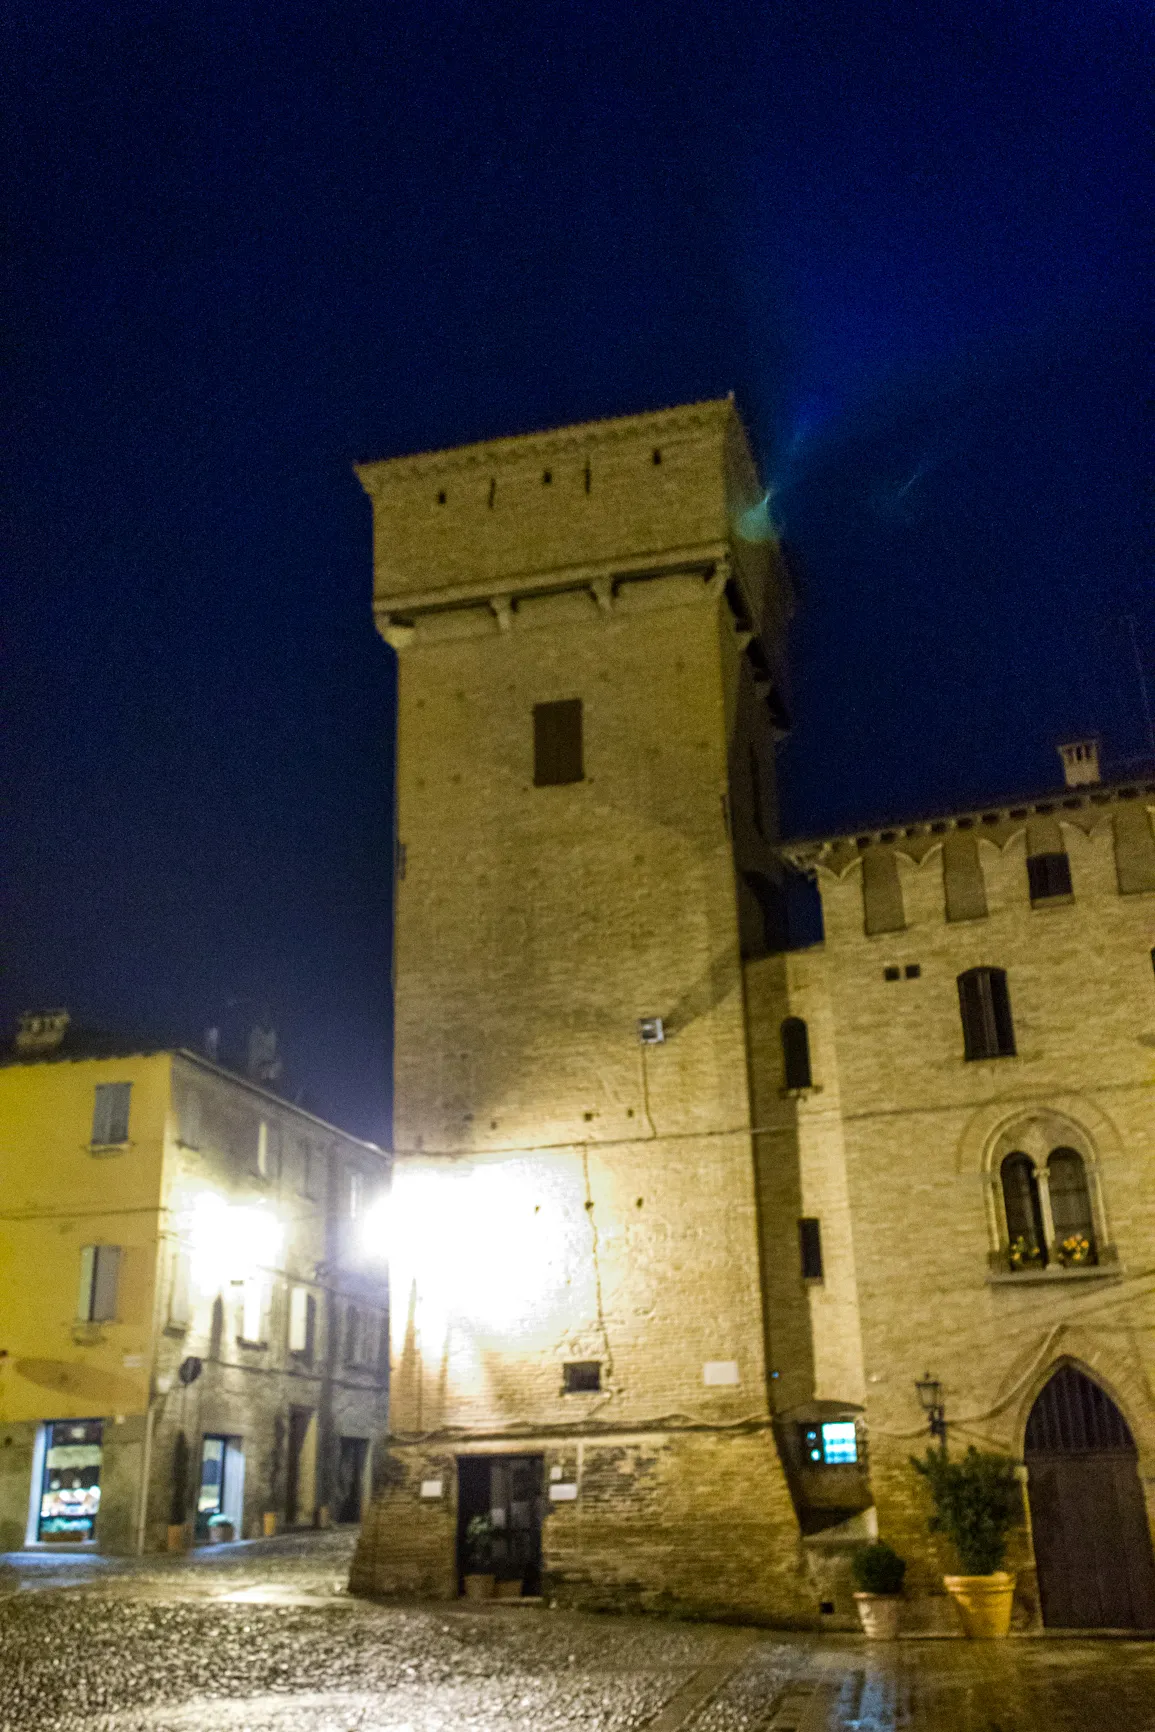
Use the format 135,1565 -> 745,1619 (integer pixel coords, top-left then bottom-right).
549,1483 -> 578,1502
703,1360 -> 740,1386
419,1479 -> 444,1499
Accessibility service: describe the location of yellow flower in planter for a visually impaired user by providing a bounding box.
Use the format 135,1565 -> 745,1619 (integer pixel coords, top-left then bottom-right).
1008,1236 -> 1044,1271
1057,1235 -> 1092,1267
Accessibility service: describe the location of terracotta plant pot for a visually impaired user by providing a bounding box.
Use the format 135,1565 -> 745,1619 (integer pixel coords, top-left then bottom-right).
207,1522 -> 235,1545
463,1573 -> 496,1600
494,1579 -> 523,1600
165,1523 -> 188,1554
943,1572 -> 1016,1638
262,1512 -> 278,1538
853,1591 -> 900,1639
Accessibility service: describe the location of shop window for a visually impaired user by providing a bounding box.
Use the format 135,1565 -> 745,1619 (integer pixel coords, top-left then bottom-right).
801,1421 -> 858,1465
1001,1152 -> 1047,1270
533,699 -> 584,786
37,1420 -> 103,1541
957,967 -> 1015,1060
781,1017 -> 813,1090
562,1361 -> 601,1393
799,1217 -> 824,1281
288,1287 -> 316,1359
77,1245 -> 121,1322
91,1082 -> 131,1147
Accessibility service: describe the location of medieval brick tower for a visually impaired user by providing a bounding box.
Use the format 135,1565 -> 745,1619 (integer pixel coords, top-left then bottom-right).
350,401 -> 820,1622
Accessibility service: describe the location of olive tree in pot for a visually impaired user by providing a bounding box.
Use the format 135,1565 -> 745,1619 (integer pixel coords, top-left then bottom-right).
911,1447 -> 1022,1637
850,1542 -> 906,1639
463,1514 -> 496,1600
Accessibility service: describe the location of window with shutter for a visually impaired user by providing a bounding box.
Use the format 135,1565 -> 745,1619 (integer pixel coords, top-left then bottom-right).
240,1276 -> 264,1344
288,1286 -> 316,1357
78,1245 -> 122,1321
92,1082 -> 132,1146
1027,852 -> 1073,901
533,699 -> 584,786
957,967 -> 1015,1060
168,1249 -> 191,1330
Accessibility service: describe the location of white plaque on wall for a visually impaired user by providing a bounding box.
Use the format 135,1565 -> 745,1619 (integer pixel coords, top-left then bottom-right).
703,1360 -> 740,1386
549,1483 -> 578,1501
420,1479 -> 444,1499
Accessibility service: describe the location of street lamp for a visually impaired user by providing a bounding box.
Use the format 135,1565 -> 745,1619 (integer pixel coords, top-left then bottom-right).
915,1371 -> 947,1452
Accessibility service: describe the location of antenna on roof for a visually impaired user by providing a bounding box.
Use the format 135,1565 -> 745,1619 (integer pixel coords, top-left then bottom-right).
1124,614 -> 1155,761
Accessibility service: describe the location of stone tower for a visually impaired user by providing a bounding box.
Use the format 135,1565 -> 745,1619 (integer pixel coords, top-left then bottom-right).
351,400 -> 815,1622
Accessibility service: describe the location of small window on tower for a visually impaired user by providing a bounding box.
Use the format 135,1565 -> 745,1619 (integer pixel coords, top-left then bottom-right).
1027,852 -> 1073,901
799,1218 -> 824,1281
533,699 -> 584,787
562,1361 -> 601,1393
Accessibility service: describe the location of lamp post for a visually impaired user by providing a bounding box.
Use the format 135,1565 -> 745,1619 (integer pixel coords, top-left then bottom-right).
915,1371 -> 947,1453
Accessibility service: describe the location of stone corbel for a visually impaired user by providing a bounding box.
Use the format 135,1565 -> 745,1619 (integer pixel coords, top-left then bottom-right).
378,615 -> 416,652
490,595 -> 513,632
590,578 -> 615,616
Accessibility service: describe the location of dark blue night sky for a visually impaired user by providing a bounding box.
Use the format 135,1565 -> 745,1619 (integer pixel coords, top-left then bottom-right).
3,1 -> 1151,1138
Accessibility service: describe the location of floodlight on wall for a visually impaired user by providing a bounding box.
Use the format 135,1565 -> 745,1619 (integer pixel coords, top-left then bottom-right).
637,1017 -> 665,1045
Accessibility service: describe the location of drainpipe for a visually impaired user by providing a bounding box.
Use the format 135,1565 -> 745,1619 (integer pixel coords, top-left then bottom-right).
136,1395 -> 159,1556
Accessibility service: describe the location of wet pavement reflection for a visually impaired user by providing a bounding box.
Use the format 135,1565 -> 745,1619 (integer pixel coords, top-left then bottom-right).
1,1534 -> 1153,1730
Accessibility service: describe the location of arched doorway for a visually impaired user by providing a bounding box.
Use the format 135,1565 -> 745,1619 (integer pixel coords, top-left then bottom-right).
1024,1365 -> 1155,1628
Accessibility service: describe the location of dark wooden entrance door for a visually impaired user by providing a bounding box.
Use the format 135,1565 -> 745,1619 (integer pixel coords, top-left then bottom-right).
335,1436 -> 368,1524
456,1455 -> 544,1595
285,1406 -> 313,1526
1025,1365 -> 1155,1629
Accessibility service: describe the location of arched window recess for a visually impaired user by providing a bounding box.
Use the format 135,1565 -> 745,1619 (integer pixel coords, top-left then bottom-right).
780,1017 -> 818,1095
988,1124 -> 1110,1279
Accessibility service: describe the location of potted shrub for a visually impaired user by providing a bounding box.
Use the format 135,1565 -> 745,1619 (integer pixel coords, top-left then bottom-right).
206,1513 -> 236,1545
850,1541 -> 906,1639
912,1447 -> 1022,1637
463,1514 -> 496,1600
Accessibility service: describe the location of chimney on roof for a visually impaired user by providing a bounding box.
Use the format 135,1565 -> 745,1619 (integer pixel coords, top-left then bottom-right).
247,1022 -> 282,1087
15,1009 -> 70,1054
1057,739 -> 1101,788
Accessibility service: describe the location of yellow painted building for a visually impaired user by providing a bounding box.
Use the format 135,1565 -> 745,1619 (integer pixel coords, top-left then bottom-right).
0,1014 -> 389,1552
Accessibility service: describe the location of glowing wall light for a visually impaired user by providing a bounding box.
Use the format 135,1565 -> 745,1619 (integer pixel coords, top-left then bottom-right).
186,1194 -> 284,1296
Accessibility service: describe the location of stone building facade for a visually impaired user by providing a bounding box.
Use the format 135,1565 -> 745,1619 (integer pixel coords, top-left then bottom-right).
773,764 -> 1155,1630
350,398 -> 1155,1630
0,1020 -> 388,1552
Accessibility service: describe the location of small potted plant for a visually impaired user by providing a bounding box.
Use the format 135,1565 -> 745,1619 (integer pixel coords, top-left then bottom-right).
1056,1234 -> 1093,1268
911,1447 -> 1022,1637
1008,1236 -> 1044,1272
463,1514 -> 496,1600
850,1541 -> 906,1639
206,1512 -> 236,1545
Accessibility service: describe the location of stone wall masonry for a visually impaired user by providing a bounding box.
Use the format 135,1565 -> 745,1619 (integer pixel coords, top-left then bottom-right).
351,1430 -> 815,1625
356,401 -> 765,610
759,807 -> 1155,1620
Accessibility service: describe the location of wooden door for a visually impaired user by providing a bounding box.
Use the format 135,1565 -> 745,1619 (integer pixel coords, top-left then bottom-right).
1025,1366 -> 1155,1629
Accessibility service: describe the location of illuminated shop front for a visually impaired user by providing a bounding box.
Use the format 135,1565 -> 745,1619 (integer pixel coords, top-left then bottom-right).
37,1420 -> 103,1542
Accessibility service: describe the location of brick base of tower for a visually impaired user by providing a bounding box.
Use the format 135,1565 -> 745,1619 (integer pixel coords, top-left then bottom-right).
351,1432 -> 816,1626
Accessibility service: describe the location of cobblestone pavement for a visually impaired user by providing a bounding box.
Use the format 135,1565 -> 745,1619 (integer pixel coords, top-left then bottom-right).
1,1534 -> 1154,1731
